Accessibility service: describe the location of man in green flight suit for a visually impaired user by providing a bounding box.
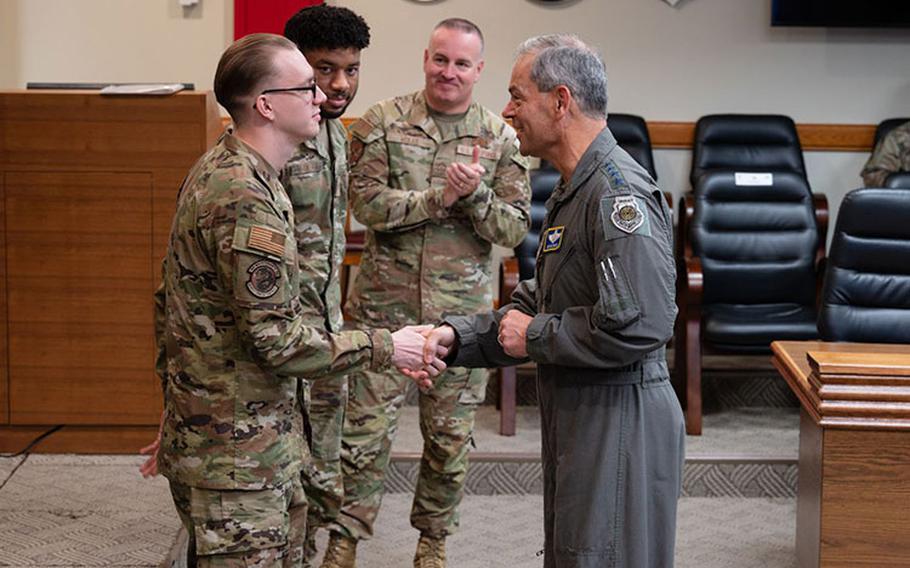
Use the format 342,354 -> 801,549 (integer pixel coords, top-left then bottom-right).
324,17 -> 531,568
279,6 -> 372,566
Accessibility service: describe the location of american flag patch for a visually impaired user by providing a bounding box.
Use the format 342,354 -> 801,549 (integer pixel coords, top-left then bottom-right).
248,225 -> 286,257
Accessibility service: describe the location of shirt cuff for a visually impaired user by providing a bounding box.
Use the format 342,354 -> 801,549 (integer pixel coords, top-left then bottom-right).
460,182 -> 493,220
526,313 -> 555,362
425,185 -> 450,220
368,328 -> 394,370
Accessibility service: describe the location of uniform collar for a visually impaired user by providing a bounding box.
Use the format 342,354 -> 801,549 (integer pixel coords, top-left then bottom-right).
551,127 -> 617,203
222,131 -> 280,183
405,90 -> 487,143
301,119 -> 338,158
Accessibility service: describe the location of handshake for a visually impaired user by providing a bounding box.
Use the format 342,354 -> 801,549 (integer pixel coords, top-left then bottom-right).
388,310 -> 534,389
389,325 -> 455,389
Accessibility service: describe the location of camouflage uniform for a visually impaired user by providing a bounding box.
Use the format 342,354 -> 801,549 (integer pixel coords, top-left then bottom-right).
157,132 -> 394,566
337,91 -> 530,540
862,120 -> 910,187
279,118 -> 350,532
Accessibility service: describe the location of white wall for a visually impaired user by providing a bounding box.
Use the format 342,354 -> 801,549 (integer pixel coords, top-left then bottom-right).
2,0 -> 909,234
0,0 -> 231,90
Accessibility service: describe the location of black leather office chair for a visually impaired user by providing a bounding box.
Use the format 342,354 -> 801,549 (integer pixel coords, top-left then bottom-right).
818,188 -> 910,343
885,173 -> 910,189
609,113 -> 658,180
675,114 -> 828,434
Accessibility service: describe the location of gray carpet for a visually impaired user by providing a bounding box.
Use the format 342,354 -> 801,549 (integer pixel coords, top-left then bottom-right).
393,405 -> 799,459
0,455 -> 797,567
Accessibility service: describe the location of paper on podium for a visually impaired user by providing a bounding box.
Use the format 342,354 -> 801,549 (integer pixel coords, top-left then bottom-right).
100,83 -> 186,96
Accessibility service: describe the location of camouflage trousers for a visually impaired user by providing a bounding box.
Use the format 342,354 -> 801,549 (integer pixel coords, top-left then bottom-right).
168,477 -> 307,568
335,365 -> 488,540
301,373 -> 348,528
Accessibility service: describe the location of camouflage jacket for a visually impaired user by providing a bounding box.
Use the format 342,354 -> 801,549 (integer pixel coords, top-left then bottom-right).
347,91 -> 531,327
862,120 -> 910,187
279,118 -> 348,334
156,132 -> 393,490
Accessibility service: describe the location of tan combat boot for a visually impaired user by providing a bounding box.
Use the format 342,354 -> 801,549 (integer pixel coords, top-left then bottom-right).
413,534 -> 446,568
320,532 -> 357,568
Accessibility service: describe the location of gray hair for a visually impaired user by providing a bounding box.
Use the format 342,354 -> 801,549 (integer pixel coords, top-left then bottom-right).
516,35 -> 608,120
515,33 -> 587,55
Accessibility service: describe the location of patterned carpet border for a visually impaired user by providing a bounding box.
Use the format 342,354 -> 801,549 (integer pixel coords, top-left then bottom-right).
386,459 -> 797,498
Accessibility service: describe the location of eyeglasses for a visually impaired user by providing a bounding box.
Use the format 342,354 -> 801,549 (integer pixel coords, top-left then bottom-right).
252,84 -> 318,109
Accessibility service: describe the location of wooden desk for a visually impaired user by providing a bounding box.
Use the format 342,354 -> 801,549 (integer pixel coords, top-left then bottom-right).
771,341 -> 910,568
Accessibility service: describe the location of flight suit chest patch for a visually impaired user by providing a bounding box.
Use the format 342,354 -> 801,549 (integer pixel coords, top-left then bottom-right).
601,195 -> 652,241
542,226 -> 565,253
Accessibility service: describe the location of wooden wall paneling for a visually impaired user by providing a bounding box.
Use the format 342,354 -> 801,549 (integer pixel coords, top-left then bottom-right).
0,425 -> 159,454
0,174 -> 6,424
6,171 -> 157,425
820,428 -> 910,567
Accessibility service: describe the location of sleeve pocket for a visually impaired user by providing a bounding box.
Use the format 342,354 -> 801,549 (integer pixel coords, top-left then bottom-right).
593,255 -> 641,331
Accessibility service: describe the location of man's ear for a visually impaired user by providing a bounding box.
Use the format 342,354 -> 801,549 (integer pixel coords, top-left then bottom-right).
252,95 -> 274,121
554,86 -> 571,116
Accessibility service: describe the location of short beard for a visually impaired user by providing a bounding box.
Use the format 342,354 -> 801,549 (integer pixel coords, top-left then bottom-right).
320,102 -> 350,121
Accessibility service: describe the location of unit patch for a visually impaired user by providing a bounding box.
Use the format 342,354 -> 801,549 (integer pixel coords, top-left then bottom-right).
246,260 -> 281,299
542,226 -> 565,253
601,195 -> 652,241
611,195 -> 645,233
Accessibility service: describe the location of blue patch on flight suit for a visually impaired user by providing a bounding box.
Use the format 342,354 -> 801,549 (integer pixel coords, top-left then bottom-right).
542,226 -> 565,253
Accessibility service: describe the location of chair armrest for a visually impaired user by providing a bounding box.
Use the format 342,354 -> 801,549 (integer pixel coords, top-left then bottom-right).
676,192 -> 702,307
498,256 -> 520,309
813,193 -> 829,269
682,256 -> 703,307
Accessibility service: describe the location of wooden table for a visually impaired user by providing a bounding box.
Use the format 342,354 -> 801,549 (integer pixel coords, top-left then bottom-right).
771,341 -> 910,568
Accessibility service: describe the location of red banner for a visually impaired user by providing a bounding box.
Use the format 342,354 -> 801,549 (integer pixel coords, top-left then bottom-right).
234,0 -> 324,39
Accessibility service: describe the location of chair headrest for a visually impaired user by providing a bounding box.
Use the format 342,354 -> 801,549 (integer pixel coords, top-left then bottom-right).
691,114 -> 805,183
608,113 -> 658,181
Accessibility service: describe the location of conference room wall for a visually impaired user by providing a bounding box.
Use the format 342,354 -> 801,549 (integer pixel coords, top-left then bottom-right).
1,0 -> 907,237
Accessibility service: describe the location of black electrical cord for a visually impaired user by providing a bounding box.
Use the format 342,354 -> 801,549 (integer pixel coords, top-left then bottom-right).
0,425 -> 64,458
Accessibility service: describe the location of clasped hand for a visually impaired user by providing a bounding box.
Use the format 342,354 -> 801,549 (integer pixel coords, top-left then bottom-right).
443,145 -> 486,207
391,325 -> 450,389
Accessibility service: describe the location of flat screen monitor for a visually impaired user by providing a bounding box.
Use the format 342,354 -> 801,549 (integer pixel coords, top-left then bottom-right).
772,0 -> 910,28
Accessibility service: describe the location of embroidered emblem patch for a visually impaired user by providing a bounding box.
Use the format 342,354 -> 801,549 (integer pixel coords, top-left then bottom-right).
246,260 -> 281,299
542,226 -> 565,253
610,196 -> 644,234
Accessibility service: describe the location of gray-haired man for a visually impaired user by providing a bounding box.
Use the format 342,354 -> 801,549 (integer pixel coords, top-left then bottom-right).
421,35 -> 685,568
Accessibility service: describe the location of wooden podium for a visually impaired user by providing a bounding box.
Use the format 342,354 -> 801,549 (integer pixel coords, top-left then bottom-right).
772,341 -> 910,568
0,90 -> 221,453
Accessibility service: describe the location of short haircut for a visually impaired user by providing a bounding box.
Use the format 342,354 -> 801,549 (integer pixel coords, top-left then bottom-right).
517,36 -> 608,120
284,5 -> 371,52
214,33 -> 298,122
434,17 -> 484,52
515,33 -> 587,55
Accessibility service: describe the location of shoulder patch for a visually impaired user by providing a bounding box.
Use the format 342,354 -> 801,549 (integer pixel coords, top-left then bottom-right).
601,195 -> 652,241
348,117 -> 378,143
247,225 -> 286,257
246,259 -> 281,299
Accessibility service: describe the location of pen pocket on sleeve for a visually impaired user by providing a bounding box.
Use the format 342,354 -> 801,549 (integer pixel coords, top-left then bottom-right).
594,255 -> 641,331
